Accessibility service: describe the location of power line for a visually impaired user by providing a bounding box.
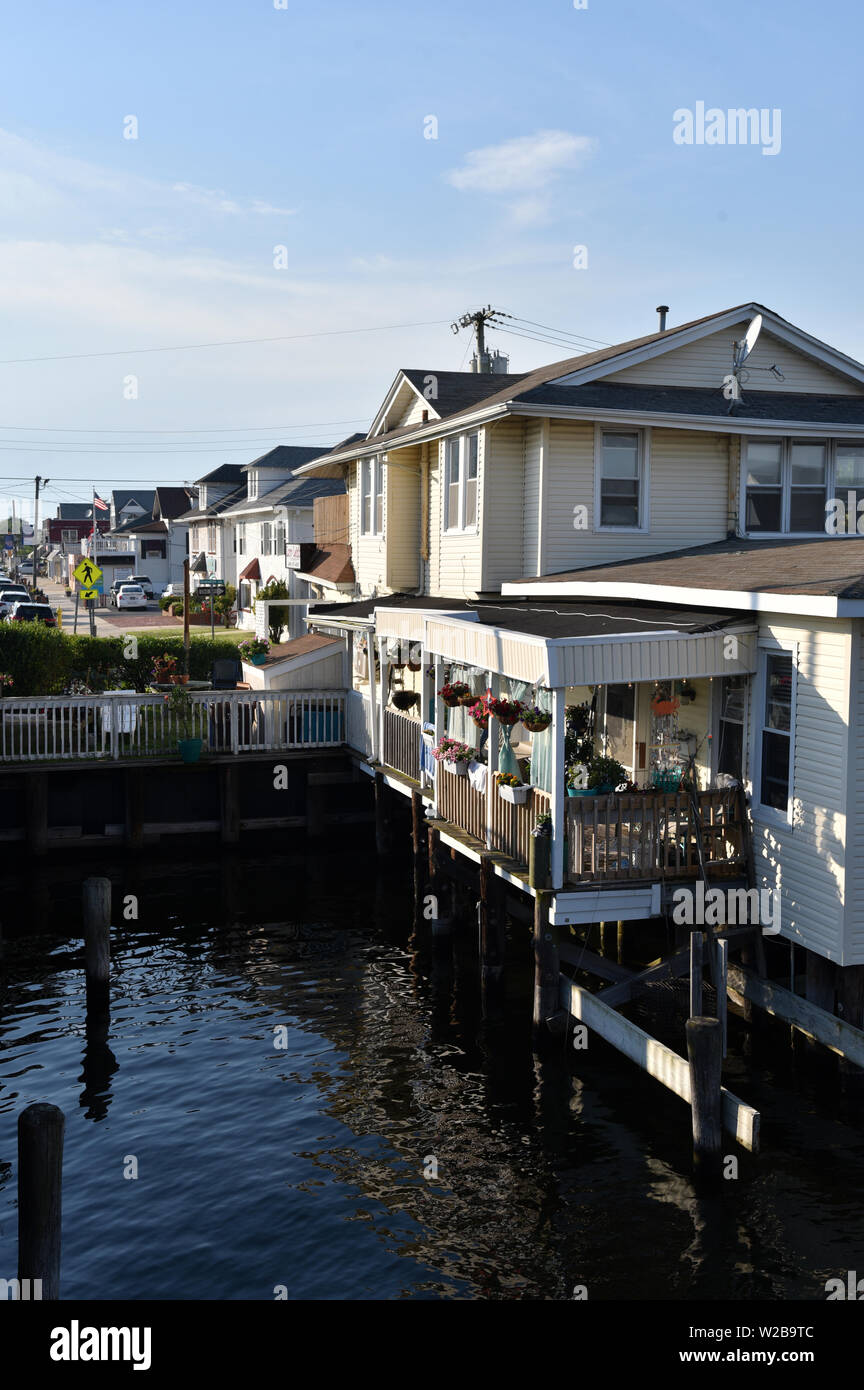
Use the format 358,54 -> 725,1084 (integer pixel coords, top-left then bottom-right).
0,319 -> 451,366
507,315 -> 611,348
491,323 -> 593,355
0,416 -> 369,435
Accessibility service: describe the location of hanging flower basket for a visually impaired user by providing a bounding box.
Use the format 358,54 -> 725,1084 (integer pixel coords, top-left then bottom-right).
467,699 -> 489,729
487,697 -> 524,727
407,643 -> 422,672
522,707 -> 552,733
438,680 -> 470,708
457,691 -> 479,706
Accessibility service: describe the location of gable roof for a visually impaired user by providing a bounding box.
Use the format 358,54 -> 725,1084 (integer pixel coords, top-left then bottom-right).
195,463 -> 246,486
242,444 -> 331,472
155,486 -> 197,519
295,303 -> 864,475
112,489 -> 156,514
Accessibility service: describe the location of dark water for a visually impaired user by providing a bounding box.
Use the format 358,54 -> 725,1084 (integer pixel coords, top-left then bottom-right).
1,845 -> 864,1301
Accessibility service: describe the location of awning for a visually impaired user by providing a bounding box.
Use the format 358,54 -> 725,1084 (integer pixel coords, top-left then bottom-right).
239,558 -> 261,582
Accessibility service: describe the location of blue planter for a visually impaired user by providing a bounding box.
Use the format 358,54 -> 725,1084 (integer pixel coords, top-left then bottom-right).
302,710 -> 345,743
567,786 -> 593,797
251,654 -> 267,666
177,737 -> 203,764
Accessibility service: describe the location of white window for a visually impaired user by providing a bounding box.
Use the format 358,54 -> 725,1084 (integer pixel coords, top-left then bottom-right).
443,433 -> 480,533
360,457 -> 384,537
740,438 -> 864,535
237,522 -> 246,556
596,429 -> 646,529
261,522 -> 272,556
755,649 -> 795,820
247,471 -> 258,501
207,523 -> 217,553
275,520 -> 286,554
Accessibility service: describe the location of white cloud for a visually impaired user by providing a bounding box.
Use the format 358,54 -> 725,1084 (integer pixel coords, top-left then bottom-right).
447,130 -> 595,194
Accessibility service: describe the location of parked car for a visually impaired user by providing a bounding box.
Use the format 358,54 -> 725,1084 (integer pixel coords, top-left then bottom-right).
9,601 -> 56,626
108,578 -> 135,607
161,582 -> 185,600
18,560 -> 34,574
129,574 -> 155,599
115,583 -> 147,611
0,587 -> 29,615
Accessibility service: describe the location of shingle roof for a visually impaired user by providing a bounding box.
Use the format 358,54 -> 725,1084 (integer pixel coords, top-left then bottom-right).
400,369 -> 530,420
155,486 -> 197,518
300,543 -> 355,585
513,381 -> 864,425
195,463 -> 246,485
242,444 -> 332,471
509,536 -> 864,600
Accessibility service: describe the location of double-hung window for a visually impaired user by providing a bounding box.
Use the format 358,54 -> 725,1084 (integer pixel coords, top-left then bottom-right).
596,430 -> 646,529
443,433 -> 480,533
261,522 -> 272,556
275,520 -> 286,554
360,457 -> 384,536
757,651 -> 795,817
207,523 -> 217,553
237,522 -> 246,556
835,444 -> 864,523
744,438 -> 840,534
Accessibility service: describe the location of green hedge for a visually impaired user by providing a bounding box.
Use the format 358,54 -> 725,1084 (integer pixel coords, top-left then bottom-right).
0,626 -> 243,696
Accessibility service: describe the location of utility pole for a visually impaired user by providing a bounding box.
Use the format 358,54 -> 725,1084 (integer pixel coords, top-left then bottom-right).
450,305 -> 502,373
33,475 -> 49,586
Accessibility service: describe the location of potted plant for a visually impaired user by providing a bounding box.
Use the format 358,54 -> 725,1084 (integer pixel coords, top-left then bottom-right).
0,672 -> 13,696
431,735 -> 474,775
438,680 -> 470,707
495,771 -> 530,805
521,703 -> 552,733
239,637 -> 270,666
529,810 -> 552,888
151,652 -> 178,686
566,762 -> 593,797
164,683 -> 203,763
487,696 -> 524,727
467,698 -> 489,730
588,754 -> 628,793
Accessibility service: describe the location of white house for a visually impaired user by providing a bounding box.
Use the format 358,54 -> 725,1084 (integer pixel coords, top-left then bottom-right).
298,301 -> 864,1024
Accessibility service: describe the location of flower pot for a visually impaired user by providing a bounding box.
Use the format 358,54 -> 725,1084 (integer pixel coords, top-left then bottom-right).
443,761 -> 468,776
250,654 -> 267,666
177,737 -> 203,764
170,674 -> 189,685
441,696 -> 460,708
457,693 -> 478,706
529,832 -> 551,889
523,717 -> 551,733
499,782 -> 530,805
392,691 -> 419,712
567,786 -> 594,797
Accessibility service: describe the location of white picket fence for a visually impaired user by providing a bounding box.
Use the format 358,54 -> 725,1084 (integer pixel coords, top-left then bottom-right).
0,689 -> 347,761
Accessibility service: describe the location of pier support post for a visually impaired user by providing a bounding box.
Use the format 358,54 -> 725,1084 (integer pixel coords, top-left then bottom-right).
124,768 -> 144,849
533,890 -> 559,1035
374,770 -> 392,857
25,772 -> 47,856
83,876 -> 111,1012
686,1016 -> 723,1180
689,931 -> 703,1018
411,791 -> 425,926
18,1102 -> 64,1300
305,773 -> 326,838
479,854 -> 506,1014
219,763 -> 240,844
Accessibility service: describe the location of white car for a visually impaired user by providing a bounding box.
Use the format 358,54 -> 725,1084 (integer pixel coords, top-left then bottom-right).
115,583 -> 147,611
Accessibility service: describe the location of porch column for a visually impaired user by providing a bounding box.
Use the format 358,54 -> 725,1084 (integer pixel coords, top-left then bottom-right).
377,636 -> 389,767
366,628 -> 379,763
419,653 -> 432,789
550,687 -> 567,890
486,669 -> 496,851
432,656 -> 445,816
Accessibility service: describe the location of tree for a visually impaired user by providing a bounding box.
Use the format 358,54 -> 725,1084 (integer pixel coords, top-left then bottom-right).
255,578 -> 291,643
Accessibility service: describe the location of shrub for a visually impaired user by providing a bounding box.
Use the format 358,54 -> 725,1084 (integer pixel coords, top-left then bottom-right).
255,579 -> 290,643
0,627 -> 243,696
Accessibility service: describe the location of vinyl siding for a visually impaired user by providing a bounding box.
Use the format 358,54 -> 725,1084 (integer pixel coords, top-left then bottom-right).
429,433 -> 483,597
386,445 -> 421,590
749,616 -> 852,963
348,460 -> 387,595
844,620 -> 864,962
521,420 -> 542,576
482,418 -> 525,589
604,325 -> 864,395
540,422 -> 729,571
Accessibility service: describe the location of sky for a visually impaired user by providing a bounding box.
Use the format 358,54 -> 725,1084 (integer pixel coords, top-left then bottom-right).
1,0 -> 862,521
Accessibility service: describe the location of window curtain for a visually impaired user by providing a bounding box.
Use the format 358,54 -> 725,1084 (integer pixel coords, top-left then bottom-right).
499,677 -> 532,780
446,665 -> 486,750
530,687 -> 553,793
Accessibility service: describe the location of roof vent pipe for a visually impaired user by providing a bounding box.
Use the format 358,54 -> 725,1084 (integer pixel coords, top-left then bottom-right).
656,304 -> 669,332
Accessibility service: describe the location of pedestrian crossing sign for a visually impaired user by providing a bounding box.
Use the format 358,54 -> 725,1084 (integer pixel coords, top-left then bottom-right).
79,588 -> 99,602
74,559 -> 102,587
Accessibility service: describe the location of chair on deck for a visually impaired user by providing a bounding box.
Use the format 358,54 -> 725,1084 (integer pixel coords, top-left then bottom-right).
209,659 -> 252,748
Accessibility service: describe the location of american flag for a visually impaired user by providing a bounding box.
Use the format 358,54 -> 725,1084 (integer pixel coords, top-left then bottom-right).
93,494 -> 109,512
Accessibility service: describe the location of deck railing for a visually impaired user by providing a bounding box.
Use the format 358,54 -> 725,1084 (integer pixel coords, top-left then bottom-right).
566,787 -> 745,883
436,766 -> 551,867
382,707 -> 422,781
0,689 -> 347,762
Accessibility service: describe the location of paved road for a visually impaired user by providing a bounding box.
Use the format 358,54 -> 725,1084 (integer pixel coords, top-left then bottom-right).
42,580 -> 177,637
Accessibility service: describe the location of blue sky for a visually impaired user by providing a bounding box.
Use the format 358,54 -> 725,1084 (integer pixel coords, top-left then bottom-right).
0,0 -> 861,519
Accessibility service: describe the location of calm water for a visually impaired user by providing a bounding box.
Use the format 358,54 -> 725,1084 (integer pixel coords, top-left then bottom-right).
1,845 -> 863,1301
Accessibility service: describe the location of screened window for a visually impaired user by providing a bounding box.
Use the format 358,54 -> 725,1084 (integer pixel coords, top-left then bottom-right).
789,443 -> 827,531
745,440 -> 783,532
599,431 -> 641,527
759,652 -> 794,814
743,438 -> 845,534
444,433 -> 480,533
835,444 -> 864,523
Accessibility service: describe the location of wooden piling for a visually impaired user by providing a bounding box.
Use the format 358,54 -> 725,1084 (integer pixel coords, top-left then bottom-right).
685,1016 -> 723,1179
411,791 -> 425,926
716,937 -> 728,1058
533,891 -> 559,1033
616,920 -> 625,965
124,767 -> 144,849
219,763 -> 240,844
18,1102 -> 64,1299
374,770 -> 392,857
25,772 -> 47,857
689,930 -> 703,1018
479,854 -> 505,1012
83,876 -> 111,1010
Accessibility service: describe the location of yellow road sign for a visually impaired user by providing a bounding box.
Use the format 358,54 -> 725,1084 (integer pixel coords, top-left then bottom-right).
79,587 -> 99,602
74,559 -> 102,586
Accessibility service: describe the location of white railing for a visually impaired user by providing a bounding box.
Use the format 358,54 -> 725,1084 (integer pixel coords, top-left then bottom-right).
0,688 -> 347,762
345,688 -> 374,758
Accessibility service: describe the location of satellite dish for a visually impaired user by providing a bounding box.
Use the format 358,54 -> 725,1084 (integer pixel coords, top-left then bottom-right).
735,313 -> 763,368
